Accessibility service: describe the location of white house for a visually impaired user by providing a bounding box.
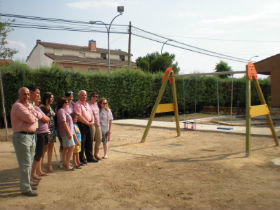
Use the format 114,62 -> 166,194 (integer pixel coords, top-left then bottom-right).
26,40 -> 135,72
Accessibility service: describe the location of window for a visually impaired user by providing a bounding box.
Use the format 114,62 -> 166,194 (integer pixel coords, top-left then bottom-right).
120,55 -> 125,61
88,68 -> 99,72
101,53 -> 106,59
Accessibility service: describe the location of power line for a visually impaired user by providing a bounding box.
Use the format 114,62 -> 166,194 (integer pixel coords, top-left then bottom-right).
0,13 -> 128,27
132,25 -> 249,63
158,34 -> 280,43
132,32 -> 247,63
9,23 -> 128,34
1,13 -> 251,63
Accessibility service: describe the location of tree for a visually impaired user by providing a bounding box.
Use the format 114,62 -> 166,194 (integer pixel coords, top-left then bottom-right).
215,61 -> 232,79
0,20 -> 17,59
136,52 -> 180,74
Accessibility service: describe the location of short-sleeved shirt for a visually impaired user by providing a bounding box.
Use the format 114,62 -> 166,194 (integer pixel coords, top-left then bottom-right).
66,101 -> 75,115
73,123 -> 81,143
99,109 -> 113,133
88,101 -> 100,126
11,100 -> 42,133
73,100 -> 93,123
35,106 -> 49,134
57,108 -> 73,138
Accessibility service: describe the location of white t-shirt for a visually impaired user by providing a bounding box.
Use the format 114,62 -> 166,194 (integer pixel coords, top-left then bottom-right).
99,109 -> 113,134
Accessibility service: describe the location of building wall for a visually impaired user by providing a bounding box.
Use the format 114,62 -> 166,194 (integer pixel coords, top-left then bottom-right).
45,47 -> 127,60
255,55 -> 280,74
27,42 -> 131,71
56,62 -> 115,73
271,71 -> 280,107
27,44 -> 53,68
255,55 -> 280,108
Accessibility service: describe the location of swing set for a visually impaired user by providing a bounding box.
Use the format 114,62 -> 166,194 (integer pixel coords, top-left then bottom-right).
141,63 -> 279,157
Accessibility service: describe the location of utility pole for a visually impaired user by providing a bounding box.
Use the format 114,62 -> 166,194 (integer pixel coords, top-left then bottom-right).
0,71 -> 8,141
128,21 -> 132,67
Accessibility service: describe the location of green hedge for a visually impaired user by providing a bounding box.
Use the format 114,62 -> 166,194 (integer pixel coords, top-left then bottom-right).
0,62 -> 271,127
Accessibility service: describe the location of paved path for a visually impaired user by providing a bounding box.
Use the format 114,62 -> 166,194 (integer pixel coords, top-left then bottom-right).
113,119 -> 280,137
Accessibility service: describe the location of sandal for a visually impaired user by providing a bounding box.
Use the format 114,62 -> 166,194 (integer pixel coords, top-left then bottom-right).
47,166 -> 54,173
95,156 -> 102,160
32,176 -> 41,180
65,167 -> 75,171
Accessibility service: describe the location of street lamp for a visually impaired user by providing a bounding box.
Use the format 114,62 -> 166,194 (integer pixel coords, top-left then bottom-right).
248,55 -> 259,62
161,39 -> 172,55
89,6 -> 124,72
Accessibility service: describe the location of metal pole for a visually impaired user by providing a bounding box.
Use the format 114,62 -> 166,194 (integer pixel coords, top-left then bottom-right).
230,74 -> 234,117
90,12 -> 122,73
108,30 -> 110,72
217,79 -> 219,115
161,39 -> 171,55
108,13 -> 122,73
195,77 -> 197,113
128,21 -> 132,67
183,77 -> 186,121
176,71 -> 246,78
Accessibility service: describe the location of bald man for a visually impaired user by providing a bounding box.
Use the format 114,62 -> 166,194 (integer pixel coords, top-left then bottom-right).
11,87 -> 43,197
74,90 -> 97,164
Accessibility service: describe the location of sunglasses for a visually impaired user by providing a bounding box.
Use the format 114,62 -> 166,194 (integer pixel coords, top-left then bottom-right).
92,95 -> 98,98
102,102 -> 107,104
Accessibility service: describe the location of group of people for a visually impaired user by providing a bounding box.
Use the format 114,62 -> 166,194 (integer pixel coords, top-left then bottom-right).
10,86 -> 113,197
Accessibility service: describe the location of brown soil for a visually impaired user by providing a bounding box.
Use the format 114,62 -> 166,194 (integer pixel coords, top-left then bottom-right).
0,125 -> 280,210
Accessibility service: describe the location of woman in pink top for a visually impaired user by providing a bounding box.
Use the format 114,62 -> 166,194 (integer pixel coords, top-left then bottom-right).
57,97 -> 75,171
31,96 -> 50,180
65,90 -> 75,115
40,92 -> 56,173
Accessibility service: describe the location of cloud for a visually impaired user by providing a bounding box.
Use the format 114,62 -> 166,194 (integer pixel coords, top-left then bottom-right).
176,12 -> 199,19
201,3 -> 280,25
66,1 -> 119,9
201,12 -> 266,25
7,40 -> 27,50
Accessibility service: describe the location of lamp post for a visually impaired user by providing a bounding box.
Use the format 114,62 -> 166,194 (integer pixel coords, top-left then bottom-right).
248,55 -> 259,62
89,6 -> 124,72
161,39 -> 172,55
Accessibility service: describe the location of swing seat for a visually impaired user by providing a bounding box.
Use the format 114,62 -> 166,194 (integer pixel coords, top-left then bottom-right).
183,120 -> 196,131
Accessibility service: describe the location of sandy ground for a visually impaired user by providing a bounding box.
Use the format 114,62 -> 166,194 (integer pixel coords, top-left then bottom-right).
1,124 -> 280,210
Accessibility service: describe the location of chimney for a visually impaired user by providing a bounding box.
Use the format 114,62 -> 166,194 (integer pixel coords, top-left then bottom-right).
89,40 -> 96,51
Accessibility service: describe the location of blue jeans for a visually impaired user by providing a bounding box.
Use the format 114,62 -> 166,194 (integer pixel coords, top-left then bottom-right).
12,132 -> 36,193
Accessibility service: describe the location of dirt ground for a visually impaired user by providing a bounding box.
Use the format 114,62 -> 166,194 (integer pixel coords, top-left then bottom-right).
1,124 -> 280,210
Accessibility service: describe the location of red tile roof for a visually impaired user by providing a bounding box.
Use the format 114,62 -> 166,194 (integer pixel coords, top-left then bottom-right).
0,59 -> 13,65
45,53 -> 136,67
38,41 -> 130,55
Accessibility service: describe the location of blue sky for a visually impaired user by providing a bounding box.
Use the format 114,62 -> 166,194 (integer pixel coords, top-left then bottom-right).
2,0 -> 280,75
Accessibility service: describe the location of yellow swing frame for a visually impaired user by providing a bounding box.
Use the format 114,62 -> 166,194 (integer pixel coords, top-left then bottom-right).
141,68 -> 180,143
